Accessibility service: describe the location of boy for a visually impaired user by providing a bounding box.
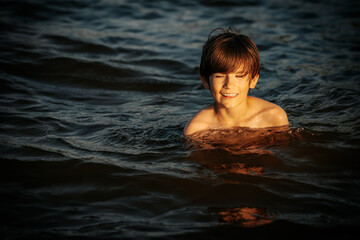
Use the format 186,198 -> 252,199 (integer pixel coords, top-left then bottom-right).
184,28 -> 288,136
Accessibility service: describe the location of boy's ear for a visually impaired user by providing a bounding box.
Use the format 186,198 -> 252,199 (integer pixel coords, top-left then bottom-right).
249,74 -> 259,89
200,75 -> 210,89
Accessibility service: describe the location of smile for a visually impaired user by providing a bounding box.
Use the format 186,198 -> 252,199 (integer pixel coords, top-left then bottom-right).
221,93 -> 238,98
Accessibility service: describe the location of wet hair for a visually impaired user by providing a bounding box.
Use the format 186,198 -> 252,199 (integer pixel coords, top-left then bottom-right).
200,27 -> 260,83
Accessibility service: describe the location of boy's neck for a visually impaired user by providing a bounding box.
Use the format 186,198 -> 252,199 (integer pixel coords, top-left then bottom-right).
214,100 -> 250,127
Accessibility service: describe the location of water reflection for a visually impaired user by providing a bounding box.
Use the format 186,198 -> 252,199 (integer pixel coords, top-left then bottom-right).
215,163 -> 264,175
217,207 -> 275,227
186,126 -> 297,176
190,148 -> 265,176
187,127 -> 293,227
186,126 -> 293,155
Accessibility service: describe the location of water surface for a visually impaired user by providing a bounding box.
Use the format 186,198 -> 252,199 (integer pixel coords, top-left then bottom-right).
1,0 -> 360,239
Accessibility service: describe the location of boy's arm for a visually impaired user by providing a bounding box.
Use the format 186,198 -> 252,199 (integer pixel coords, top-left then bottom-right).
183,108 -> 213,136
269,106 -> 289,127
251,97 -> 289,127
183,118 -> 208,136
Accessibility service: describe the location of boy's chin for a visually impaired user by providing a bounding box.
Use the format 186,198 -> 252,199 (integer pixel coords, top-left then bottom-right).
216,102 -> 240,109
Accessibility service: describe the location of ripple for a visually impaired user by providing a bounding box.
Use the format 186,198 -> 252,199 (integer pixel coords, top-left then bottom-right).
42,34 -> 117,55
1,0 -> 360,238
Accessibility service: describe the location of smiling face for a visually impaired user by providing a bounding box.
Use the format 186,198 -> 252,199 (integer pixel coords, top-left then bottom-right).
199,30 -> 261,111
200,31 -> 260,88
201,68 -> 259,110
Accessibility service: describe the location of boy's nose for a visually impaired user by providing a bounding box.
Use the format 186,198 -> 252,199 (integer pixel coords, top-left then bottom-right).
223,75 -> 235,88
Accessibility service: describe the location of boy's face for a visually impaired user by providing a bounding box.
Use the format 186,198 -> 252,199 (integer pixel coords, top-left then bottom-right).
201,68 -> 259,110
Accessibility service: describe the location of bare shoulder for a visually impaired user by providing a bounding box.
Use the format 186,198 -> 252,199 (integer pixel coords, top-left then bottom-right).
183,105 -> 216,136
249,96 -> 289,127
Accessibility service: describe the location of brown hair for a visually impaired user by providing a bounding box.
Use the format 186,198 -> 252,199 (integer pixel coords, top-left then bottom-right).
200,27 -> 260,83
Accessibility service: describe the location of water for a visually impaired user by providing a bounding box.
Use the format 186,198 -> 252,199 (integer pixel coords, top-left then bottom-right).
1,0 -> 360,239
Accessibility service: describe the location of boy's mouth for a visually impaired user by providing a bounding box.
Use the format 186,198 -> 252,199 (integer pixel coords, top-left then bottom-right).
221,93 -> 238,98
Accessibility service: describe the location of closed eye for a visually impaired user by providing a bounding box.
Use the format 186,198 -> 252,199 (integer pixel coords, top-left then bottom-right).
236,75 -> 247,78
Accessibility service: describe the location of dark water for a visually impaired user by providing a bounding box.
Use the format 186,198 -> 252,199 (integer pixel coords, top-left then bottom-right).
1,0 -> 360,239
